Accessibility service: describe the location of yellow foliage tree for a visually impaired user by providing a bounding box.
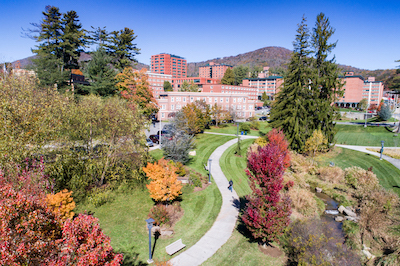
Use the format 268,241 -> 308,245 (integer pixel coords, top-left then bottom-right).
46,189 -> 76,220
305,129 -> 328,157
143,158 -> 182,202
255,137 -> 268,147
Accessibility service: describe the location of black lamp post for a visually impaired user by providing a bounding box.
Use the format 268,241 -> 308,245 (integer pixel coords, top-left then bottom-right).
380,140 -> 384,160
208,158 -> 212,183
145,218 -> 155,263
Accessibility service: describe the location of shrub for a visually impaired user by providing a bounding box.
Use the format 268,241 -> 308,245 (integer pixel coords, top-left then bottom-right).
378,103 -> 391,121
318,166 -> 345,183
88,187 -> 115,207
254,137 -> 268,147
46,189 -> 76,220
288,187 -> 318,217
168,160 -> 186,176
250,120 -> 260,130
239,123 -> 251,133
284,218 -> 362,265
189,172 -> 202,187
149,204 -> 170,226
344,166 -> 380,198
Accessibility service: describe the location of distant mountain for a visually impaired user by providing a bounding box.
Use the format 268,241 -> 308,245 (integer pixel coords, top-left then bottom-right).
187,46 -> 292,77
12,52 -> 149,71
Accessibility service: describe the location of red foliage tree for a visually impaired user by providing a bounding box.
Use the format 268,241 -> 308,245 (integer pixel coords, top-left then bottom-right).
241,137 -> 292,244
0,162 -> 123,265
267,128 -> 291,168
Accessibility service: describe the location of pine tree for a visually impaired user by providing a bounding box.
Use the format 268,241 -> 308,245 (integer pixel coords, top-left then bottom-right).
106,27 -> 140,70
83,48 -> 117,96
309,12 -> 344,145
269,16 -> 313,152
221,68 -> 235,85
61,10 -> 86,70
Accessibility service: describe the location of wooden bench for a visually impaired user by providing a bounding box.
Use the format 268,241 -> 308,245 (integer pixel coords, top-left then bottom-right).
166,238 -> 186,255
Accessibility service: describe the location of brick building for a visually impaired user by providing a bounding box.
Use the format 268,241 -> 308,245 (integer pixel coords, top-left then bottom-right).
336,72 -> 384,108
146,71 -> 173,99
156,91 -> 256,120
199,62 -> 232,79
200,84 -> 259,101
242,76 -> 284,99
150,53 -> 187,78
171,77 -> 220,90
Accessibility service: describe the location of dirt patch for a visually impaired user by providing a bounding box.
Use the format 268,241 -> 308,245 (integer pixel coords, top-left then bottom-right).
258,243 -> 285,259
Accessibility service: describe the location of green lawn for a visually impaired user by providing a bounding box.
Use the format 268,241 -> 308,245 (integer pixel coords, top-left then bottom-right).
75,134 -> 235,265
204,137 -> 286,265
205,122 -> 272,137
335,124 -> 400,146
316,147 -> 400,196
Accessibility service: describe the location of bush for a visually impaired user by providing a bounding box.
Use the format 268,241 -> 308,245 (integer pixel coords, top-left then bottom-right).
288,187 -> 318,217
168,160 -> 186,176
189,172 -> 202,187
254,137 -> 267,147
239,123 -> 251,133
250,120 -> 260,130
318,166 -> 345,183
46,189 -> 76,220
149,204 -> 170,226
88,187 -> 115,207
284,218 -> 362,265
378,103 -> 392,121
344,166 -> 379,198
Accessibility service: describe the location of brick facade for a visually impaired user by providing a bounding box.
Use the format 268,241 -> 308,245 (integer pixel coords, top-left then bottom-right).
150,53 -> 187,78
199,62 -> 232,80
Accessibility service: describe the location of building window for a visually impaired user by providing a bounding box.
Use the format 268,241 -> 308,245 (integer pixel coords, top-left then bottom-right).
171,97 -> 174,102
162,113 -> 165,118
183,97 -> 186,102
191,97 -> 194,102
171,105 -> 174,110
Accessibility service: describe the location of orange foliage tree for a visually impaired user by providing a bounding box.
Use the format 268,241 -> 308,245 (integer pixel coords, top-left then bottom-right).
116,67 -> 158,117
47,189 -> 76,220
143,158 -> 182,202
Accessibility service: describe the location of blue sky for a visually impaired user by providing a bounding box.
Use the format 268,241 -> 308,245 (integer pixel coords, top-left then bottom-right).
1,0 -> 399,70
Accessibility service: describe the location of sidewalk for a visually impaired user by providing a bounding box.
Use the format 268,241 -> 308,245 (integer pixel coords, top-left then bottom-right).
170,137 -> 246,266
336,144 -> 400,170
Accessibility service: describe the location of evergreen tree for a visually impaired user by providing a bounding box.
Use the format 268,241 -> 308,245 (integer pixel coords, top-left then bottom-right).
163,80 -> 173,91
88,26 -> 109,49
61,10 -> 86,70
83,48 -> 117,96
106,27 -> 140,70
378,104 -> 392,121
269,16 -> 313,151
309,12 -> 343,145
221,68 -> 235,85
233,65 -> 249,85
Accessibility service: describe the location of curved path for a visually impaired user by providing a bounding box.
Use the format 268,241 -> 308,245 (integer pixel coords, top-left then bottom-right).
336,144 -> 400,170
170,135 -> 257,266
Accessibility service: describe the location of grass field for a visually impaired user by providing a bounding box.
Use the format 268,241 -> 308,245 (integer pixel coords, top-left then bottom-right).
203,137 -> 286,265
334,124 -> 400,146
316,147 -> 400,196
205,122 -> 272,137
76,134 -> 235,265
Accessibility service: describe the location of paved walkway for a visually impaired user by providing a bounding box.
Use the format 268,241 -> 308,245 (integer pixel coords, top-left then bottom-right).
170,135 -> 256,266
336,144 -> 400,170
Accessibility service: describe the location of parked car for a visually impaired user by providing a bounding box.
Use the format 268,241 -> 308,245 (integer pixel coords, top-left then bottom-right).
146,138 -> 154,147
259,116 -> 268,121
149,134 -> 159,144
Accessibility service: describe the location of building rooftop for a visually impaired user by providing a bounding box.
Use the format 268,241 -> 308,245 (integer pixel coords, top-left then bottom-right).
245,76 -> 283,81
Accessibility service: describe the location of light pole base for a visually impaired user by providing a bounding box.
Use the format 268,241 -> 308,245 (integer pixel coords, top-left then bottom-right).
147,259 -> 154,264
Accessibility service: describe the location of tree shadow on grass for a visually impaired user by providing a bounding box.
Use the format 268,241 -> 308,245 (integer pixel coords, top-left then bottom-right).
235,196 -> 258,244
119,244 -> 148,266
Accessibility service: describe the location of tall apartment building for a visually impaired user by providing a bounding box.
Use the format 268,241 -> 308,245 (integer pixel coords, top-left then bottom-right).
336,72 -> 384,108
150,53 -> 187,78
199,62 -> 232,79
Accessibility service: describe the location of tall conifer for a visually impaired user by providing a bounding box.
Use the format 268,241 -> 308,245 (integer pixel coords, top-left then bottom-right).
270,16 -> 313,151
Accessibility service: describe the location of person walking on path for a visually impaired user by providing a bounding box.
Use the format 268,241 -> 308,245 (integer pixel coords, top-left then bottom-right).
228,179 -> 233,192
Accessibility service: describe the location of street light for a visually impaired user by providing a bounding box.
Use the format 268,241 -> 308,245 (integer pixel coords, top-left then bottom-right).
145,218 -> 155,264
380,140 -> 385,160
208,159 -> 212,183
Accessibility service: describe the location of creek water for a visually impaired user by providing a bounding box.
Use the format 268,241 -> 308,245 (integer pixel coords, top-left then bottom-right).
313,190 -> 344,233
